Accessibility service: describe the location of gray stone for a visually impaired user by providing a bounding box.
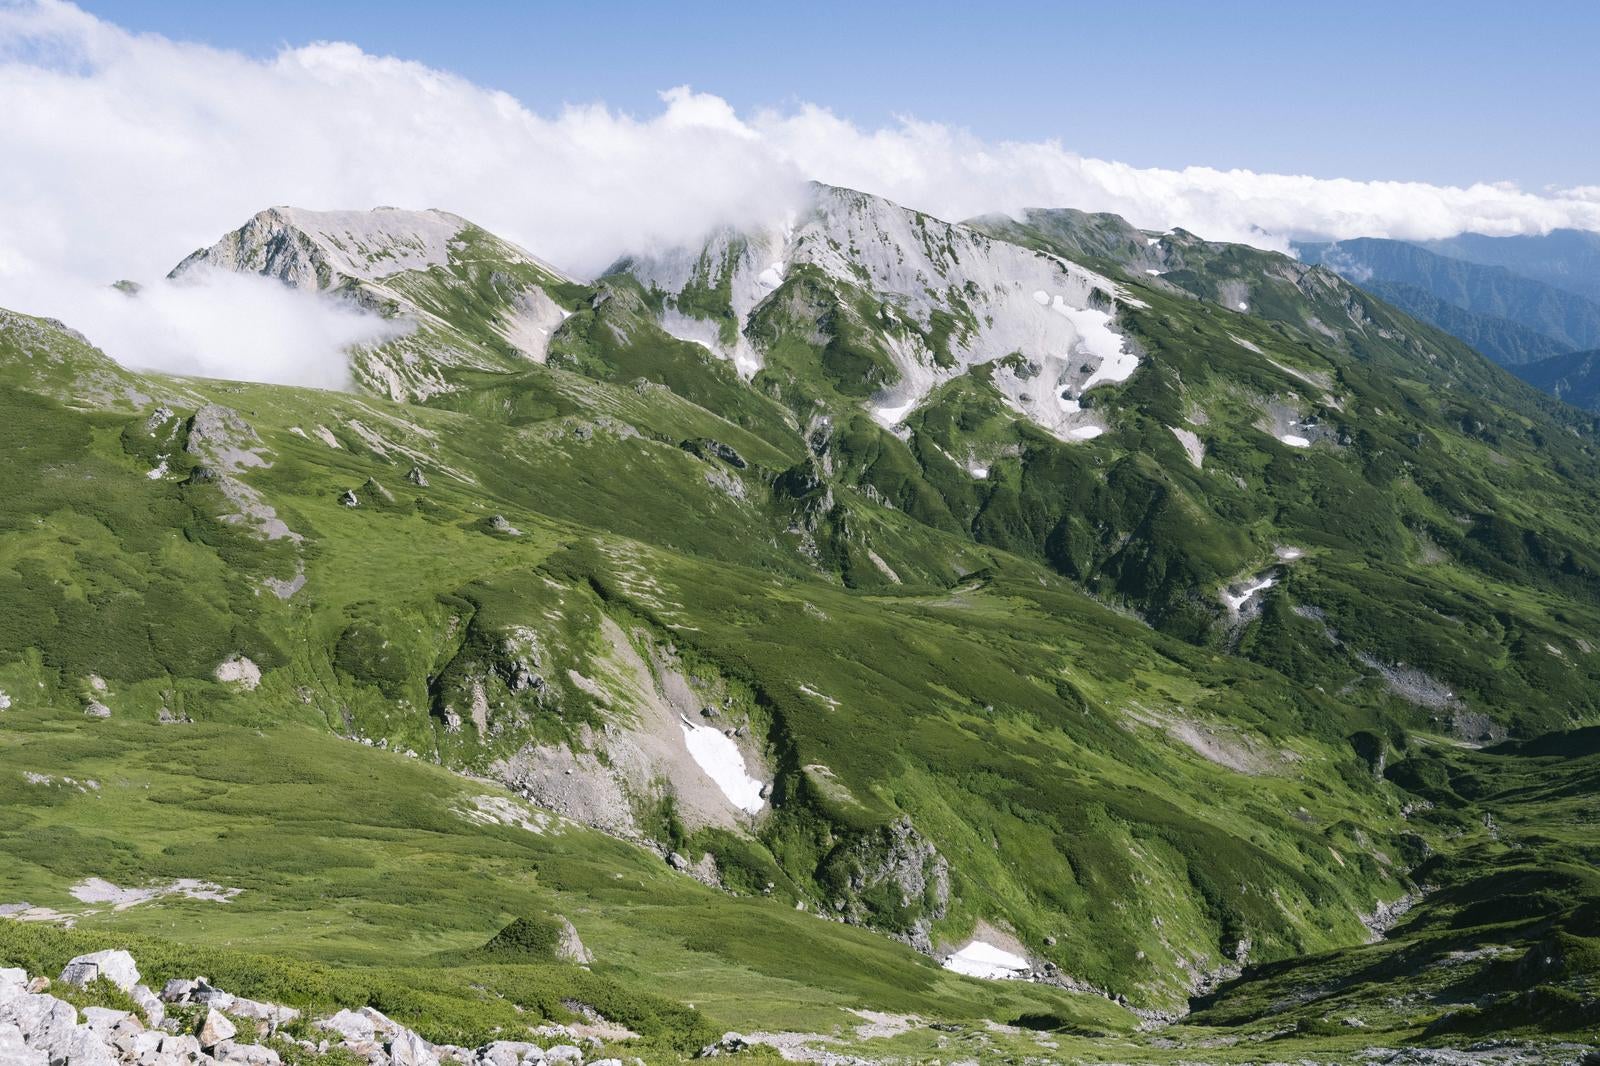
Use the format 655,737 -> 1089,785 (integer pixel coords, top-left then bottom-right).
388,1026 -> 437,1065
198,1007 -> 237,1048
0,1022 -> 46,1066
319,1007 -> 377,1043
131,983 -> 165,1026
59,950 -> 141,993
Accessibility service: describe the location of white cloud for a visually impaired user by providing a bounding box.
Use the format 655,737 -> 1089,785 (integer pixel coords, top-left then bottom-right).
6,267 -> 404,389
2,1 -> 1600,385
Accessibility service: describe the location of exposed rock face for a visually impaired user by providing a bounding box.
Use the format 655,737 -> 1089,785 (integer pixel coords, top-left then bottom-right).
170,207 -> 575,404
183,405 -> 300,543
621,183 -> 1140,434
823,816 -> 951,953
214,655 -> 262,690
679,438 -> 748,469
555,916 -> 593,964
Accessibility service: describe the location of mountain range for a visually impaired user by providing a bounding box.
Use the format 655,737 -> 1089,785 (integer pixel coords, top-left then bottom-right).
1295,233 -> 1600,413
2,183 -> 1599,1064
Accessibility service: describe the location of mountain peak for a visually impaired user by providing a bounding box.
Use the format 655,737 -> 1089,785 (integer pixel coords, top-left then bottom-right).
170,205 -> 569,289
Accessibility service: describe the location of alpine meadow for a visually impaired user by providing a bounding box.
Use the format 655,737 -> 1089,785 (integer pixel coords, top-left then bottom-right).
3,4 -> 1600,1065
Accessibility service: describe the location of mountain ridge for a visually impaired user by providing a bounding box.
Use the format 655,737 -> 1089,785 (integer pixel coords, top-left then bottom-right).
4,189 -> 1600,1060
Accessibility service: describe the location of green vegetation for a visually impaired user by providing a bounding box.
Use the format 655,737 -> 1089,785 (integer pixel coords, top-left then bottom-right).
2,192 -> 1599,1060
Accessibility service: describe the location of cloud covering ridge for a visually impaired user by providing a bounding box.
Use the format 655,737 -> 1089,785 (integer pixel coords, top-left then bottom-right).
3,0 -> 1600,384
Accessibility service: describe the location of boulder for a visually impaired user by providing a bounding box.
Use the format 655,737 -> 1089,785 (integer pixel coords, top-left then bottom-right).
544,1046 -> 583,1065
57,1024 -> 117,1066
0,1022 -> 45,1066
59,950 -> 141,993
388,1026 -> 437,1066
215,1040 -> 282,1064
80,1006 -> 133,1034
130,983 -> 164,1026
160,977 -> 198,1002
197,1007 -> 237,1049
477,1040 -> 544,1065
0,991 -> 78,1059
319,1007 -> 377,1043
555,917 -> 592,965
228,993 -> 300,1027
159,1032 -> 203,1057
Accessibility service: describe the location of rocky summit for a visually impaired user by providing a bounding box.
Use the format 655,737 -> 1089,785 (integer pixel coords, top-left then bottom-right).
3,184 -> 1600,1065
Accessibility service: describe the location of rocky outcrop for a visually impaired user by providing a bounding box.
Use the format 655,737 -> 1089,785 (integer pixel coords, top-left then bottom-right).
183,405 -> 300,543
821,817 -> 950,953
2,952 -> 631,1065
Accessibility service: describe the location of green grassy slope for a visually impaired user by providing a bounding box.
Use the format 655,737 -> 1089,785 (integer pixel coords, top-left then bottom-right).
4,192 -> 1600,1060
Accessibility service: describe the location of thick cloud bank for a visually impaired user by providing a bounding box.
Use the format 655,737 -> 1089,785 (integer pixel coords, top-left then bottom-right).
3,0 -> 1600,385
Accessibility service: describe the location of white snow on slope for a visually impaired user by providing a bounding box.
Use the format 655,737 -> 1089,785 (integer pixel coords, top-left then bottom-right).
1222,576 -> 1276,612
1280,434 -> 1311,448
943,940 -> 1030,979
679,715 -> 765,814
626,185 -> 1140,438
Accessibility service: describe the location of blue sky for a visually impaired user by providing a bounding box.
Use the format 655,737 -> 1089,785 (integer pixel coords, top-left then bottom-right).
74,0 -> 1600,188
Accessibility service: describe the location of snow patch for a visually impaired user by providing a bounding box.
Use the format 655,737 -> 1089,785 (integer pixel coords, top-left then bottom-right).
630,187 -> 1139,433
943,941 -> 1030,980
1279,434 -> 1311,448
1222,576 -> 1275,612
679,715 -> 765,814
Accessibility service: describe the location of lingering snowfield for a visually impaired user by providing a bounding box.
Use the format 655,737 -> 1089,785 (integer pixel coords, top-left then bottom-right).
632,187 -> 1141,434
1222,576 -> 1275,612
1280,433 -> 1311,448
1068,424 -> 1104,440
679,715 -> 765,814
943,940 -> 1030,979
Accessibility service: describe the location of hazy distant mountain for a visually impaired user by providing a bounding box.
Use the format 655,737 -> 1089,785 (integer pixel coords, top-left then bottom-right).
1296,236 -> 1600,359
1359,278 -> 1573,367
1516,346 -> 1600,411
1416,229 -> 1600,304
